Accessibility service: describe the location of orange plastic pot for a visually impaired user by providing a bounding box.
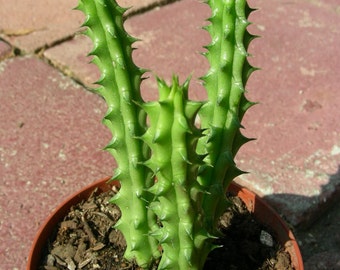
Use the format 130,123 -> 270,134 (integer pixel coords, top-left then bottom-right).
27,177 -> 304,269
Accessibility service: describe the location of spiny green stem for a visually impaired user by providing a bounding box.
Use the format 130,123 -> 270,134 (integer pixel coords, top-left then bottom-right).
77,0 -> 159,267
142,77 -> 211,270
197,0 -> 256,232
78,0 -> 256,269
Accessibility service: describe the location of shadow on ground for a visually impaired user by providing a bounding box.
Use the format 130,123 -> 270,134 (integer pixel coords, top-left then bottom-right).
264,167 -> 340,269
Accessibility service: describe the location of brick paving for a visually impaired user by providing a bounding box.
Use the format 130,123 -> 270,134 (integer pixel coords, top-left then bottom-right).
0,0 -> 339,269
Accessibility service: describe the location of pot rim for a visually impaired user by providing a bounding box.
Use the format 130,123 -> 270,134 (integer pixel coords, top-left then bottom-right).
229,182 -> 304,270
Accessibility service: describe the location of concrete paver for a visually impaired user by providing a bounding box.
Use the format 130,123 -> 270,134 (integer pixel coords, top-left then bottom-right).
44,34 -> 100,88
305,251 -> 340,269
0,0 -> 339,268
0,56 -> 113,269
117,0 -> 178,12
0,0 -> 82,53
237,0 -> 340,227
0,0 -> 168,53
44,0 -> 210,99
297,197 -> 340,268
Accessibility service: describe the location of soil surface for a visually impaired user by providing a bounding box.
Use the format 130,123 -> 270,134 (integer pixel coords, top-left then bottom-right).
39,187 -> 293,270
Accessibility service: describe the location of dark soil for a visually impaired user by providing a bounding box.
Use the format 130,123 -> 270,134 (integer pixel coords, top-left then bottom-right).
39,187 -> 293,270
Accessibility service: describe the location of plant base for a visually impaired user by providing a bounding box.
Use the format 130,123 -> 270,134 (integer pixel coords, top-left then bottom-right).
27,177 -> 304,270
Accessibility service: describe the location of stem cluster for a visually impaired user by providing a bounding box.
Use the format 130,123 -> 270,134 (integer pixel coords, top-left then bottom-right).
77,0 -> 256,269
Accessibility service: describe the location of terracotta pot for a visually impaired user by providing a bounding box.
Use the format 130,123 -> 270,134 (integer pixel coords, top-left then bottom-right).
228,183 -> 304,270
27,177 -> 304,269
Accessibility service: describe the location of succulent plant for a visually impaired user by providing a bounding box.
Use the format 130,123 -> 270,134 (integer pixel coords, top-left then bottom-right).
76,0 -> 256,269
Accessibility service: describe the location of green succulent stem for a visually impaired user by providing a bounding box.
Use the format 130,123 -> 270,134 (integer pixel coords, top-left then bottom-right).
78,0 -> 255,269
142,77 -> 210,269
76,0 -> 159,267
197,0 -> 256,233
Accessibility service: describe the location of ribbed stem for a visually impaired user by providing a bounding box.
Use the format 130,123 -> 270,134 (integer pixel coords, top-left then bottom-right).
78,0 -> 256,269
77,0 -> 159,267
142,77 -> 210,270
198,0 -> 256,232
